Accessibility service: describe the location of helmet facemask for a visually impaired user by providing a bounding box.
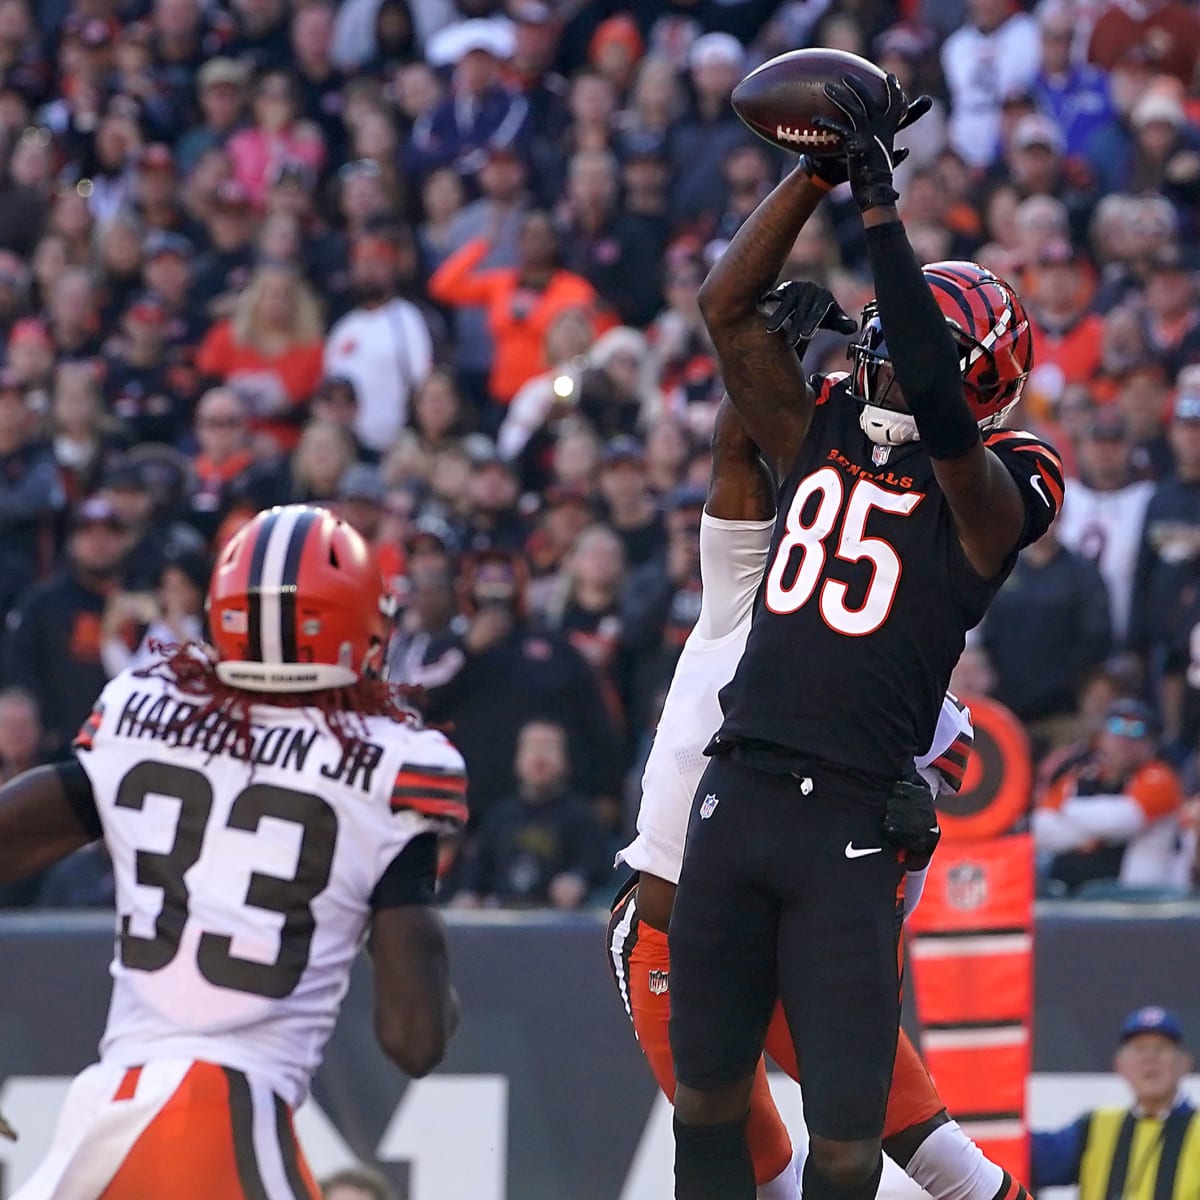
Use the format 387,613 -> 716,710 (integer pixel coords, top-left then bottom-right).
848,311 -> 918,446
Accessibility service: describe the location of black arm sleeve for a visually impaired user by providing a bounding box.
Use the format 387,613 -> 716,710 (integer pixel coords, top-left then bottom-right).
864,221 -> 982,460
52,760 -> 102,840
370,832 -> 439,909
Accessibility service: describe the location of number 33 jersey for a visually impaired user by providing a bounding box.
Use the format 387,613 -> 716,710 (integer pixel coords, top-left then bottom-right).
73,666 -> 467,1108
718,375 -> 1063,778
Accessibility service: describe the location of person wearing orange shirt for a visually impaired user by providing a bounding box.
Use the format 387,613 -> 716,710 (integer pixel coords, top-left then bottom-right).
1033,698 -> 1183,894
195,262 -> 326,453
1025,240 -> 1105,421
428,210 -> 597,412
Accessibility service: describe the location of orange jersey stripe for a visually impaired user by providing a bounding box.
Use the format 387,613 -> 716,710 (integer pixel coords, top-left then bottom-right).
390,793 -> 469,823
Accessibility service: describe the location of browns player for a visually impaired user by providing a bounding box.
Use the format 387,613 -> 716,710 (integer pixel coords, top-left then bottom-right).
607,299 -> 1018,1200
668,76 -> 1063,1200
0,505 -> 465,1199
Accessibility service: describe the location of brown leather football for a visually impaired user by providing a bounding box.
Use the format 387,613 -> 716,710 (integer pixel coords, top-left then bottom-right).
731,48 -> 890,158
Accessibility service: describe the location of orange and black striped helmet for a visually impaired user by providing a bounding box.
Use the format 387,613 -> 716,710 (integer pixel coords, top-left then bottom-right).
851,260 -> 1034,431
206,505 -> 388,692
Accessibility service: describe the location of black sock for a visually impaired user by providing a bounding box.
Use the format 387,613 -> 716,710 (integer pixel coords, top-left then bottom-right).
803,1149 -> 884,1200
673,1114 -> 755,1200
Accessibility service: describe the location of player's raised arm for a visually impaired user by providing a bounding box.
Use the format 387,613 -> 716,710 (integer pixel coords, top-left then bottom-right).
696,161 -> 838,478
706,395 -> 776,524
0,762 -> 100,883
813,75 -> 1034,579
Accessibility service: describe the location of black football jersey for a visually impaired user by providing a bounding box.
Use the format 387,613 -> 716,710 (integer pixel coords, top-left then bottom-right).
718,374 -> 1064,776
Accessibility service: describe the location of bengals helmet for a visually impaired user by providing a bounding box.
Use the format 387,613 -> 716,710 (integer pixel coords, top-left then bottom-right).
207,505 -> 389,692
849,260 -> 1034,445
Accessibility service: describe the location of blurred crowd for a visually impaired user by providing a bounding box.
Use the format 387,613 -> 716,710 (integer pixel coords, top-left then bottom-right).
0,0 -> 1199,909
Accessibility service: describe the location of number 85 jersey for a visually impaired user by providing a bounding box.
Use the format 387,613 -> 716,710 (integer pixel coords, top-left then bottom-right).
73,667 -> 467,1108
718,375 -> 1063,779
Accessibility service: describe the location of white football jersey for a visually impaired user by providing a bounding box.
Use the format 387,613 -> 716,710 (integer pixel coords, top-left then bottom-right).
1057,478 -> 1154,642
618,512 -> 973,887
74,667 -> 465,1108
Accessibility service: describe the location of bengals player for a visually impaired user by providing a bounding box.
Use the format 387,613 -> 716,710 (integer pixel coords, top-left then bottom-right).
669,75 -> 1063,1200
0,505 -> 465,1199
608,337 -> 1019,1200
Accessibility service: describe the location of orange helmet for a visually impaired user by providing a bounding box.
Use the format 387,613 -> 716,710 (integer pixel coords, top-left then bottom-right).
207,505 -> 389,692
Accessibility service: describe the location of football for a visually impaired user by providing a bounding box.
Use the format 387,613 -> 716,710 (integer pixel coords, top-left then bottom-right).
731,48 -> 890,158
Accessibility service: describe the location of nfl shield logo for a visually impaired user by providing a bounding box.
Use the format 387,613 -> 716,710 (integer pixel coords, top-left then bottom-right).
946,862 -> 988,912
872,444 -> 891,466
648,970 -> 669,995
700,793 -> 719,820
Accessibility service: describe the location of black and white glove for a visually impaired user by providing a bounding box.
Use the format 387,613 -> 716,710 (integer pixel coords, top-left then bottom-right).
756,280 -> 856,360
811,73 -> 932,212
883,769 -> 942,871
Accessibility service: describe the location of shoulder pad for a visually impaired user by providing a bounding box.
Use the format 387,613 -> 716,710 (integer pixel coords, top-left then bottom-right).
811,371 -> 851,407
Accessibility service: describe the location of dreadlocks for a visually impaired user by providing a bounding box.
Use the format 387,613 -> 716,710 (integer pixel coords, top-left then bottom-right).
137,641 -> 425,759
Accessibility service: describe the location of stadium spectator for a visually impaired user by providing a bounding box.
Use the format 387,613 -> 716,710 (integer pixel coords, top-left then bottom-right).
457,440 -> 528,555
429,209 -> 596,415
196,261 -> 325,452
1130,391 -> 1200,675
450,718 -> 611,908
408,17 -> 528,183
596,435 -> 666,568
1088,0 -> 1200,86
558,147 -> 665,329
1025,240 -> 1106,419
621,483 -> 703,734
940,0 -> 1041,166
226,69 -> 325,209
981,515 -> 1112,753
1033,1007 -> 1198,1191
288,419 -> 358,504
1031,1 -> 1118,160
99,546 -> 207,677
670,33 -> 754,225
51,361 -> 126,505
496,306 -> 597,476
325,223 -> 434,454
175,57 -> 250,174
1034,699 -> 1183,894
0,687 -> 45,785
539,522 -> 627,728
1059,410 -> 1156,645
420,548 -> 621,819
388,554 -> 464,688
100,457 -> 206,593
3,495 -> 127,752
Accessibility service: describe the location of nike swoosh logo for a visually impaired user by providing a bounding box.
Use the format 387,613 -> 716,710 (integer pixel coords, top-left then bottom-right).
1030,475 -> 1051,508
844,842 -> 883,859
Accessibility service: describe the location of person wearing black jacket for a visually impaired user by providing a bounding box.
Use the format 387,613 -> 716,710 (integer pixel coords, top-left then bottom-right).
450,719 -> 611,908
982,518 -> 1112,753
419,550 -> 622,824
3,496 -> 128,752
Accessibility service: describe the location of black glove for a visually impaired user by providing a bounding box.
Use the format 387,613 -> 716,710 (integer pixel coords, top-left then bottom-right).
811,74 -> 933,212
799,144 -> 913,191
756,280 -> 857,360
882,769 -> 942,870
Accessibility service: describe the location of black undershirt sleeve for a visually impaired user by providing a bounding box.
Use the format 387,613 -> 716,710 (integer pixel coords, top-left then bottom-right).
370,832 -> 439,910
864,220 -> 982,460
52,760 -> 102,840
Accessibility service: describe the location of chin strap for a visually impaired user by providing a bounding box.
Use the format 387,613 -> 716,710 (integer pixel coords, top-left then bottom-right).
859,405 -> 919,446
